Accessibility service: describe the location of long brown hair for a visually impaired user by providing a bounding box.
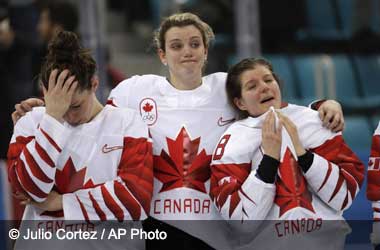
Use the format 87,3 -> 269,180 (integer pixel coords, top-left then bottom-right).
40,31 -> 96,91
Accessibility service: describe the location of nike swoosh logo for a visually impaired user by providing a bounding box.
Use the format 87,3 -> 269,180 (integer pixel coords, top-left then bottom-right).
102,144 -> 124,153
217,117 -> 235,126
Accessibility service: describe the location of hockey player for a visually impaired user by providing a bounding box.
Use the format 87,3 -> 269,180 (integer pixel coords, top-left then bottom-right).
106,13 -> 346,250
367,121 -> 380,248
210,58 -> 365,250
7,31 -> 153,250
11,13 -> 345,250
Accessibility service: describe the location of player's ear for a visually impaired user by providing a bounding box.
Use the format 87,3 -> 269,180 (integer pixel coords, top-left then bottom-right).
158,49 -> 167,66
234,97 -> 247,111
90,75 -> 99,92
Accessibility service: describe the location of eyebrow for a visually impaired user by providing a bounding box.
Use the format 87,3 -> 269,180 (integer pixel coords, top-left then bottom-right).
243,73 -> 273,86
263,73 -> 273,78
168,36 -> 202,43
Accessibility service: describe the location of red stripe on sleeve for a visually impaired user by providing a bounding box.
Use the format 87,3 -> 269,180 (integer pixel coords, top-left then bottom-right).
35,142 -> 54,168
7,136 -> 35,194
118,137 -> 153,215
318,162 -> 332,192
88,191 -> 107,221
340,169 -> 358,198
240,189 -> 256,205
114,181 -> 141,220
7,136 -> 35,160
7,161 -> 26,193
23,147 -> 53,183
101,185 -> 124,221
340,192 -> 349,210
312,135 -> 365,207
328,174 -> 344,203
312,135 -> 364,187
76,195 -> 90,222
123,173 -> 151,215
39,127 -> 62,152
15,160 -> 48,198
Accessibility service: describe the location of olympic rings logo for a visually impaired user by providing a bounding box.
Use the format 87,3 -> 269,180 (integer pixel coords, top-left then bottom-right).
143,113 -> 155,122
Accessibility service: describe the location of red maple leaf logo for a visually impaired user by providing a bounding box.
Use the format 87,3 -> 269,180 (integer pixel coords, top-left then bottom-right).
274,149 -> 315,217
41,158 -> 98,217
154,127 -> 212,193
143,102 -> 153,112
55,157 -> 88,193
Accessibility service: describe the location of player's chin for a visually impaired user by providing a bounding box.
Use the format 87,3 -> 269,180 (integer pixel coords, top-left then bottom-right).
181,64 -> 201,72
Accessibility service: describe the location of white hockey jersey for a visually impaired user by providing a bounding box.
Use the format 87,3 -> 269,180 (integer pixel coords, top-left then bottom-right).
367,121 -> 380,221
211,104 -> 365,250
108,73 -> 236,249
7,105 -> 153,250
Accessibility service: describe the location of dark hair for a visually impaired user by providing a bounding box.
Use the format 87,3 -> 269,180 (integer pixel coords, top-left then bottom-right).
226,58 -> 281,119
153,12 -> 215,52
44,1 -> 79,32
40,31 -> 96,91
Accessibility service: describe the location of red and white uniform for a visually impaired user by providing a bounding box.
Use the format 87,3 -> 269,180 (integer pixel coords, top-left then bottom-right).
211,104 -> 365,250
367,121 -> 380,221
7,105 -> 153,249
108,73 -> 236,249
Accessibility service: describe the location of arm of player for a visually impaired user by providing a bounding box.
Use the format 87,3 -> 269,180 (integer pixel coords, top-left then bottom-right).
211,160 -> 276,222
302,134 -> 365,211
367,122 -> 380,221
7,111 -> 69,203
309,99 -> 344,133
210,129 -> 276,227
62,115 -> 153,221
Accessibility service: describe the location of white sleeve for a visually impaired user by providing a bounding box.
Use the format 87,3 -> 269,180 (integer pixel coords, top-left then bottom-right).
298,114 -> 365,212
210,126 -> 275,232
8,110 -> 70,202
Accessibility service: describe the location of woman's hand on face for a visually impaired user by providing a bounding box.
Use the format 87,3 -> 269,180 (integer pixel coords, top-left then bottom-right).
317,100 -> 344,132
12,98 -> 45,125
276,112 -> 306,157
43,69 -> 78,123
262,111 -> 282,160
